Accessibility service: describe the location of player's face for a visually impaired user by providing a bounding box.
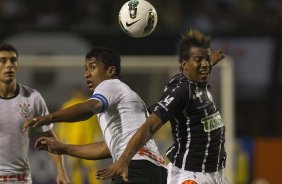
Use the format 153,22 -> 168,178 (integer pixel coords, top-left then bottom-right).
84,58 -> 112,91
182,46 -> 211,83
0,51 -> 19,84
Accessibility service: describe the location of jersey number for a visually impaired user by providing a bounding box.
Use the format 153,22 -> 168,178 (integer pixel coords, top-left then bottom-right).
162,95 -> 174,106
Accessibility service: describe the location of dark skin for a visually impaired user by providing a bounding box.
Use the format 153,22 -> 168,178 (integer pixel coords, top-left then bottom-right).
22,58 -> 117,161
35,137 -> 110,160
210,50 -> 224,66
22,58 -> 116,129
23,51 -> 223,130
95,47 -> 222,181
23,50 -> 224,182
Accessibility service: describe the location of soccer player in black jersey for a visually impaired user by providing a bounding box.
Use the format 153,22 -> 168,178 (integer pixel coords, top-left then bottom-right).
97,29 -> 228,184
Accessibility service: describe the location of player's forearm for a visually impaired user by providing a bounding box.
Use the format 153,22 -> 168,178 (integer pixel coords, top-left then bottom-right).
119,124 -> 152,164
51,102 -> 95,123
118,113 -> 163,164
43,131 -> 68,173
49,152 -> 67,173
62,142 -> 111,160
43,131 -> 69,182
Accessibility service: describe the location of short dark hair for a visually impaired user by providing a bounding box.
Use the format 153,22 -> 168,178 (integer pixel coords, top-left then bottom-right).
0,43 -> 19,58
85,47 -> 121,79
177,28 -> 211,62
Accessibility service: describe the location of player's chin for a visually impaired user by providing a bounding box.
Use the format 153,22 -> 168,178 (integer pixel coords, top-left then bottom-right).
87,83 -> 96,91
198,75 -> 209,83
87,85 -> 94,91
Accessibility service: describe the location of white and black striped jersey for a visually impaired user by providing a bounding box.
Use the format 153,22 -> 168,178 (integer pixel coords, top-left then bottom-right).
151,74 -> 226,172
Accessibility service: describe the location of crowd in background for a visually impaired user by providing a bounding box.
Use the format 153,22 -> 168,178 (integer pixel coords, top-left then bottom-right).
0,0 -> 282,36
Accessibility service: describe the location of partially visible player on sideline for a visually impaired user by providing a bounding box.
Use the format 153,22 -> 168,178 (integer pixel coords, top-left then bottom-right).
23,47 -> 167,184
96,29 -> 229,184
0,44 -> 70,184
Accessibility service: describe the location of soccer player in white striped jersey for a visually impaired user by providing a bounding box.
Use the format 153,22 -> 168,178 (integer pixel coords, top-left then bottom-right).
96,29 -> 228,184
0,44 -> 70,184
23,47 -> 167,184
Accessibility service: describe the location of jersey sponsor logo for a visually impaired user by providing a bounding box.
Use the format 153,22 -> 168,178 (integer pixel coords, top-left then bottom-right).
0,173 -> 28,182
201,112 -> 224,132
137,147 -> 166,165
19,102 -> 31,117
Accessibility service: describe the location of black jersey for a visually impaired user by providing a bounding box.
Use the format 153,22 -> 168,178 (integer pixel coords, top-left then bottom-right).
151,73 -> 226,172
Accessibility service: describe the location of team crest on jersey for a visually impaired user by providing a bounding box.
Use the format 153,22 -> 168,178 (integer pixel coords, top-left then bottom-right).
19,103 -> 31,117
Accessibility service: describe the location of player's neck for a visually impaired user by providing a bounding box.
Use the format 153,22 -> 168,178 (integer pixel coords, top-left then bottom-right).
0,81 -> 17,98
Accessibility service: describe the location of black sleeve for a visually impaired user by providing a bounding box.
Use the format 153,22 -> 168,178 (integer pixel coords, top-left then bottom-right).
151,84 -> 190,123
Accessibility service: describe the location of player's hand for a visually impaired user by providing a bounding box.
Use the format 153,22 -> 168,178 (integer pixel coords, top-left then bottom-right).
22,115 -> 52,131
35,137 -> 66,155
56,172 -> 71,184
96,161 -> 129,182
211,50 -> 225,66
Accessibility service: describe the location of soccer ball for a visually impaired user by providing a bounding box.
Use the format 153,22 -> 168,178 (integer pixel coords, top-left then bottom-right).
118,0 -> 158,38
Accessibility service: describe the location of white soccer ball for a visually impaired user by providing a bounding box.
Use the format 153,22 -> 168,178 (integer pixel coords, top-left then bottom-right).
118,0 -> 158,38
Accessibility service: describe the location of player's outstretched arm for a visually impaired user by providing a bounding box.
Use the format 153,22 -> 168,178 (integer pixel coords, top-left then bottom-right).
23,99 -> 103,131
211,50 -> 225,66
35,136 -> 111,160
96,113 -> 164,181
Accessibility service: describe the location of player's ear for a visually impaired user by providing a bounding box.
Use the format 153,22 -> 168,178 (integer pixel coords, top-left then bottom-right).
181,59 -> 188,68
107,66 -> 117,78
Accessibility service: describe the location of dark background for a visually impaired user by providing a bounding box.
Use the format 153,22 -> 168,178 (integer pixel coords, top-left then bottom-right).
1,0 -> 282,183
2,0 -> 280,137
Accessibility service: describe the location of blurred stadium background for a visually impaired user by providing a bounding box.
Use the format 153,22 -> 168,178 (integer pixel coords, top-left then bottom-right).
1,0 -> 282,183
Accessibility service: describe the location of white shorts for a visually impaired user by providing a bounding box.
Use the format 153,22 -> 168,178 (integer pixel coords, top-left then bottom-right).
167,162 -> 229,184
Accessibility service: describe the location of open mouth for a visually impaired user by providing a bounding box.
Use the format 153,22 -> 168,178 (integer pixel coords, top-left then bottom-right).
86,80 -> 94,88
199,70 -> 210,75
